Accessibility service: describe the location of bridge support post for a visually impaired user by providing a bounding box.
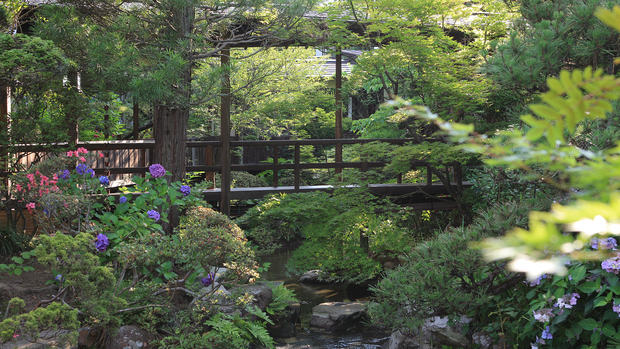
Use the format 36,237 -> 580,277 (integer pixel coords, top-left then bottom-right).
335,49 -> 342,177
220,48 -> 231,216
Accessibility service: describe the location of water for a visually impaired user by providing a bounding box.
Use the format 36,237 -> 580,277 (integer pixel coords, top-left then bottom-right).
258,246 -> 390,349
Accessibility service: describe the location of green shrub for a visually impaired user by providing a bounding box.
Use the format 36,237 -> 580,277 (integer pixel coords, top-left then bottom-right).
368,200 -> 549,333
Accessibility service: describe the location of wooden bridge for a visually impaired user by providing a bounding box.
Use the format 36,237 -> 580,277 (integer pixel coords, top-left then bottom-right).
5,138 -> 470,219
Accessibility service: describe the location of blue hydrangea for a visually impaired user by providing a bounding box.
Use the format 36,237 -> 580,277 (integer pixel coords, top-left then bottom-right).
59,169 -> 70,180
86,168 -> 95,178
180,185 -> 191,196
99,176 -> 110,186
94,233 -> 109,252
147,210 -> 160,221
149,164 -> 166,178
119,196 -> 127,204
76,163 -> 88,175
541,326 -> 552,340
201,273 -> 215,287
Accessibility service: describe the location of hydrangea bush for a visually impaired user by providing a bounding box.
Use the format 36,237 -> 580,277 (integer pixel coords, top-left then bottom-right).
519,237 -> 620,348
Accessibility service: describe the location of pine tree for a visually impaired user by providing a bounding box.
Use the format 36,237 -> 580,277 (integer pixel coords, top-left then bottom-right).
486,0 -> 620,100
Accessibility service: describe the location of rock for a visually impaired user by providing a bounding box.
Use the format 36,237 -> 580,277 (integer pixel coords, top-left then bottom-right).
107,325 -> 152,349
268,322 -> 296,339
267,301 -> 300,338
422,315 -> 471,348
299,270 -> 326,284
310,302 -> 368,332
382,330 -> 420,349
78,327 -> 103,348
472,331 -> 494,349
237,284 -> 273,312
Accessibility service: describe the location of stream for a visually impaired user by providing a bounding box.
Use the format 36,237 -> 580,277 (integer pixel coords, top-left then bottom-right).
258,246 -> 390,349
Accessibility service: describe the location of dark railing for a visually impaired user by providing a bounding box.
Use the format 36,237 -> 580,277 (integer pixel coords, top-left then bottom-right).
5,138 -> 465,215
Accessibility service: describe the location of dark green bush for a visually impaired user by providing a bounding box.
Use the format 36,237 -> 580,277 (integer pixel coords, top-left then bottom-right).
368,199 -> 551,332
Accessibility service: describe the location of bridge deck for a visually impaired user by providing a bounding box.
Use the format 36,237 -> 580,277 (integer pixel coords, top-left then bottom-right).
202,182 -> 471,201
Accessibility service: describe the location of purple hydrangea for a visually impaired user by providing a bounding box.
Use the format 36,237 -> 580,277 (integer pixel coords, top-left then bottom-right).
99,176 -> 110,186
76,163 -> 88,175
55,274 -> 63,282
59,169 -> 70,180
533,308 -> 554,323
613,302 -> 620,316
541,326 -> 552,340
180,185 -> 191,196
147,210 -> 160,221
602,254 -> 620,274
555,293 -> 580,309
95,233 -> 109,252
528,274 -> 548,287
149,164 -> 166,178
86,168 -> 95,178
119,196 -> 127,204
591,237 -> 618,250
201,272 -> 215,287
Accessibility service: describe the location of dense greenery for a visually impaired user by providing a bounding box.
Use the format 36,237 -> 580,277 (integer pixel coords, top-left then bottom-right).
4,0 -> 620,347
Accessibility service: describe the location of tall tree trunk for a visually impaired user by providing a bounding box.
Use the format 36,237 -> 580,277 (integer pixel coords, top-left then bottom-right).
152,106 -> 189,233
152,4 -> 194,233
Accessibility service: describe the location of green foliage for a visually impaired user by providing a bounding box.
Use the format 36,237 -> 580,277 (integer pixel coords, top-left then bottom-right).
158,308 -> 274,349
369,200 -> 548,332
266,284 -> 298,318
239,187 -> 411,282
0,301 -> 79,347
34,232 -> 126,327
485,0 -> 620,101
350,106 -> 406,139
0,251 -> 34,276
0,226 -> 33,257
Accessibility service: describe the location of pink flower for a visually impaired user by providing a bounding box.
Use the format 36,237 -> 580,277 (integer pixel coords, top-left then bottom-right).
79,157 -> 86,162
99,153 -> 105,158
26,173 -> 34,183
26,202 -> 35,213
77,147 -> 88,154
52,174 -> 58,181
67,150 -> 75,157
15,184 -> 22,191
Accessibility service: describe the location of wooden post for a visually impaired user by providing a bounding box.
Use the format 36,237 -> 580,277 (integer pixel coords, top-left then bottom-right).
335,50 -> 343,176
220,48 -> 231,216
206,145 -> 214,189
133,101 -> 140,139
427,165 -> 433,185
294,143 -> 300,190
273,145 -> 279,187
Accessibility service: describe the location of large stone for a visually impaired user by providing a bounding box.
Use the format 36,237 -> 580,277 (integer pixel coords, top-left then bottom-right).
267,301 -> 301,338
107,325 -> 152,349
299,270 -> 326,284
237,284 -> 273,312
422,315 -> 471,348
382,330 -> 420,349
310,302 -> 368,332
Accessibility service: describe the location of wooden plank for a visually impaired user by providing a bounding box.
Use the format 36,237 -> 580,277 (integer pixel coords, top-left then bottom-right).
201,182 -> 471,201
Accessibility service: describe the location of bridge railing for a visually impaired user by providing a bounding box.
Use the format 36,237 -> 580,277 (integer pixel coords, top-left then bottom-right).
4,137 -> 463,187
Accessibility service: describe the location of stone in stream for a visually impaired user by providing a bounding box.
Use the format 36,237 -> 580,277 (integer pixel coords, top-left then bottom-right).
310,301 -> 368,332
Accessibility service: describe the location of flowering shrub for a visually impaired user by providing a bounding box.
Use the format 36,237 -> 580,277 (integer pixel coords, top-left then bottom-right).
12,149 -> 105,234
471,237 -> 620,348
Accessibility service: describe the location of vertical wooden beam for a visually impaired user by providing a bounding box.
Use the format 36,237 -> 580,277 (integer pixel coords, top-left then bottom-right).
220,48 -> 231,216
205,145 -> 214,189
335,50 -> 343,175
273,145 -> 279,187
294,143 -> 300,190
